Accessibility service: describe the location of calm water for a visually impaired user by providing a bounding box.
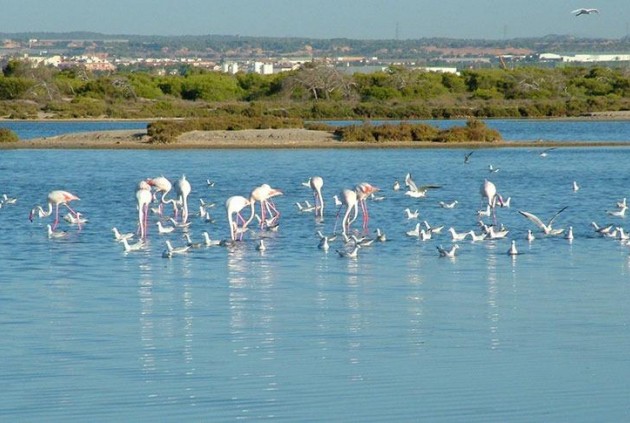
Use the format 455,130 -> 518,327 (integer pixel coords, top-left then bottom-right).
2,124 -> 630,421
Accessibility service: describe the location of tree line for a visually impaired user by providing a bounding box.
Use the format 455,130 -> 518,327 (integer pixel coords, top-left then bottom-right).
1,59 -> 630,119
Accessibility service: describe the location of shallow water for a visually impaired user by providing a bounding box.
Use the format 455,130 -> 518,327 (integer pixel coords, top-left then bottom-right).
2,144 -> 630,421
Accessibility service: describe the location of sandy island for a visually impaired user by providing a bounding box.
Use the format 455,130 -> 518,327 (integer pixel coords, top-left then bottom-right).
3,111 -> 630,150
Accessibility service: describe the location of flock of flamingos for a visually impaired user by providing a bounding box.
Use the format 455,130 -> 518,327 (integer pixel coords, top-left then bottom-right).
16,167 -> 630,259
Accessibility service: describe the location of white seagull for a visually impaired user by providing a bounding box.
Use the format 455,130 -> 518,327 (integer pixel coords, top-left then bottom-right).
507,240 -> 519,256
112,227 -> 134,242
202,231 -> 221,247
405,208 -> 419,219
439,200 -> 458,209
572,181 -> 580,192
156,221 -> 176,234
404,173 -> 440,198
448,227 -> 469,242
406,223 -> 422,238
437,244 -> 459,258
518,206 -> 568,235
122,237 -> 144,252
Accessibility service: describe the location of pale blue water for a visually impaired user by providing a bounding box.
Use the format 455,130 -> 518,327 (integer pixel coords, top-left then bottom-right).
2,122 -> 630,421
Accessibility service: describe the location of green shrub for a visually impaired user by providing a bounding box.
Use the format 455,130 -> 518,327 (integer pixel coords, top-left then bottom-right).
0,128 -> 19,143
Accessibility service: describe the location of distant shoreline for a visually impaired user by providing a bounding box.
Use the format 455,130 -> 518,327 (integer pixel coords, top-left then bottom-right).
2,127 -> 629,150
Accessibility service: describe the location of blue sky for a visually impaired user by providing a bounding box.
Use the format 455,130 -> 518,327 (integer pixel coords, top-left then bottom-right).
0,0 -> 626,39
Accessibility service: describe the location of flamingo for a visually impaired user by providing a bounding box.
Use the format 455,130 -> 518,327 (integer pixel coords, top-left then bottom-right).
481,179 -> 497,208
175,175 -> 192,224
147,176 -> 177,216
248,184 -> 283,229
355,182 -> 379,233
335,189 -> 358,236
136,181 -> 152,239
309,176 -> 325,219
226,195 -> 252,241
30,190 -> 81,230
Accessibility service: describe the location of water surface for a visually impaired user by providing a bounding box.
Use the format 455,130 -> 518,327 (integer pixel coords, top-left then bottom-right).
2,143 -> 630,421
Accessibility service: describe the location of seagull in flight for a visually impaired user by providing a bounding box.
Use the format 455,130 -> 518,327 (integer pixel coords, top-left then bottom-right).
404,173 -> 440,198
518,206 -> 568,235
539,147 -> 556,158
572,8 -> 599,16
464,151 -> 474,164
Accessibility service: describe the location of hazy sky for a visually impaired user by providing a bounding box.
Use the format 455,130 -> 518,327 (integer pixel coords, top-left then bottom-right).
0,0 -> 627,40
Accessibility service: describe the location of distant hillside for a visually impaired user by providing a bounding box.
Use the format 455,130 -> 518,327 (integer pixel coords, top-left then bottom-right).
2,32 -> 630,59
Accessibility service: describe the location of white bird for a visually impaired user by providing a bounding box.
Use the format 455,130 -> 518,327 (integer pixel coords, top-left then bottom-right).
318,236 -> 330,251
1,194 -> 17,204
448,227 -> 469,242
607,205 -> 627,218
572,8 -> 599,16
439,200 -> 458,209
112,227 -> 134,242
437,244 -> 459,258
64,212 -> 88,225
477,205 -> 492,217
393,180 -> 400,191
497,196 -> 511,208
336,244 -> 360,258
406,223 -> 422,238
487,226 -> 509,239
375,228 -> 387,242
47,224 -> 68,239
566,226 -> 574,241
121,238 -> 144,252
468,230 -> 486,242
423,220 -> 444,234
256,239 -> 266,252
488,165 -> 500,173
518,206 -> 568,235
539,147 -> 556,158
168,217 -> 192,228
156,221 -> 176,234
405,208 -> 419,219
404,173 -> 440,198
419,229 -> 432,241
333,195 -> 342,207
163,240 -> 190,257
202,231 -> 221,247
183,233 -> 203,248
592,222 -> 614,236
526,229 -> 535,242
507,240 -> 518,256
617,198 -> 627,209
572,181 -> 580,192
617,227 -> 630,241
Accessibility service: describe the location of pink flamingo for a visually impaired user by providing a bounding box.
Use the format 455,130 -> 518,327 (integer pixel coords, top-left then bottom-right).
147,176 -> 177,216
355,182 -> 379,233
334,188 -> 358,236
247,184 -> 283,229
136,180 -> 152,239
309,176 -> 325,220
226,195 -> 252,241
175,175 -> 192,223
29,190 -> 81,230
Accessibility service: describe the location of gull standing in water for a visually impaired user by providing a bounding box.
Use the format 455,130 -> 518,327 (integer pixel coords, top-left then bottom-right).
507,240 -> 519,256
437,244 -> 459,258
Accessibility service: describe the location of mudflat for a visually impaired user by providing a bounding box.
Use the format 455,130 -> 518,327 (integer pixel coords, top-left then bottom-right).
2,127 -> 628,150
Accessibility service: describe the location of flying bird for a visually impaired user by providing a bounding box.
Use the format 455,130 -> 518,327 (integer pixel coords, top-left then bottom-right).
572,8 -> 599,16
518,206 -> 568,235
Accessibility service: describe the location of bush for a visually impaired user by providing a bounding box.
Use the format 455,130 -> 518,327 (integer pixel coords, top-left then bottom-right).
0,128 -> 19,143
